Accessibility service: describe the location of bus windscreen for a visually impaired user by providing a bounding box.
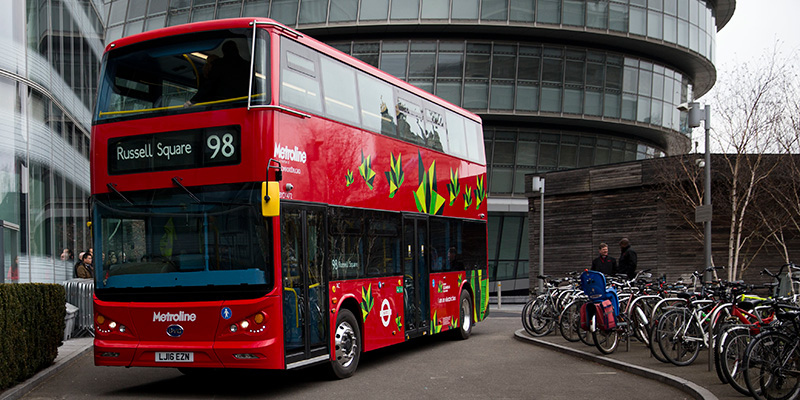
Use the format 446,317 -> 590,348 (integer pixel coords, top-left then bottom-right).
92,183 -> 272,297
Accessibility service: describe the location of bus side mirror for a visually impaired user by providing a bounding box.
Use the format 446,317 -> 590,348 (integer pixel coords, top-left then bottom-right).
261,181 -> 280,217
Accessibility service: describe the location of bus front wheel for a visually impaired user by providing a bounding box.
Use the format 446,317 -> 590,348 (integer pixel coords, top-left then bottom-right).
331,309 -> 361,379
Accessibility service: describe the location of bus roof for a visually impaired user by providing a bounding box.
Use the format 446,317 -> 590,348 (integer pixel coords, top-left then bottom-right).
106,18 -> 482,125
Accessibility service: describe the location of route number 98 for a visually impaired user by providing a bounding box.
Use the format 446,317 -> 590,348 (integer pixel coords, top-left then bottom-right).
207,133 -> 235,159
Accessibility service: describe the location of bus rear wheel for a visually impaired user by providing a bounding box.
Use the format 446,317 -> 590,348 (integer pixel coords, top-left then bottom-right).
331,309 -> 361,379
454,290 -> 473,340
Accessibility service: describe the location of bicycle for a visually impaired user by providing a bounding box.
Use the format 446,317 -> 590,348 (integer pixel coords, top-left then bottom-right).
742,298 -> 800,400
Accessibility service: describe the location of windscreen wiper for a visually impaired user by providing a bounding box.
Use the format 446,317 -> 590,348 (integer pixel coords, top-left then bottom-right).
172,176 -> 201,203
107,183 -> 133,205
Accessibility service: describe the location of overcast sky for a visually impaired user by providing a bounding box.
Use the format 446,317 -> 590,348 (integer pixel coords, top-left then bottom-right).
712,0 -> 800,92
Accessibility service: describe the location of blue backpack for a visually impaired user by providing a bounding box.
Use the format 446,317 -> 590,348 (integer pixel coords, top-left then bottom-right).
580,270 -> 619,316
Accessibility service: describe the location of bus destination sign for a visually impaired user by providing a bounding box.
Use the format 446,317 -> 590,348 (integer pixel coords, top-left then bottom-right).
108,125 -> 241,175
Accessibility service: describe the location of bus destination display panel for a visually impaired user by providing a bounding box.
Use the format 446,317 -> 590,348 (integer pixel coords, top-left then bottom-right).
108,125 -> 240,175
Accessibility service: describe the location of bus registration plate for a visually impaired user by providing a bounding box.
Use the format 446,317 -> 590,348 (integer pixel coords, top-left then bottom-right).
155,352 -> 194,362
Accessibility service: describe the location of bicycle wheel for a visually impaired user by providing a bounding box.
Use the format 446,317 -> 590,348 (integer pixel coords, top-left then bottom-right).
656,308 -> 702,366
593,315 -> 620,355
521,299 -> 536,335
648,318 -> 670,363
558,300 -> 582,342
716,325 -> 754,396
713,323 -> 734,384
744,331 -> 800,400
527,297 -> 556,337
631,304 -> 651,346
578,320 -> 595,346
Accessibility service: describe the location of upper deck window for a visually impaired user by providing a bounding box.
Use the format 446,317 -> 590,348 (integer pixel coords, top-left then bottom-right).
95,28 -> 269,122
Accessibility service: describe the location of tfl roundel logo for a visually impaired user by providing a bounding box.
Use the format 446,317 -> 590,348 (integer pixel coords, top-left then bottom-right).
166,324 -> 184,337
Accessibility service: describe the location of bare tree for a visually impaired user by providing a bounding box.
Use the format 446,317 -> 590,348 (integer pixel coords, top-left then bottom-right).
710,48 -> 798,280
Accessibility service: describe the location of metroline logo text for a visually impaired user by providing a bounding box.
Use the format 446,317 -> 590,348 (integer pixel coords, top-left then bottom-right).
274,143 -> 308,163
153,311 -> 197,322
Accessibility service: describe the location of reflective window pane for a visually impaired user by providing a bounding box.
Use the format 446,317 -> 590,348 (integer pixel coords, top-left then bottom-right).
360,0 -> 389,20
421,0 -> 448,19
537,0 -> 560,24
452,0 -> 479,19
509,0 -> 534,22
268,0 -> 296,24
482,0 -> 508,21
392,0 -> 419,19
299,0 -> 328,24
331,0 -> 359,22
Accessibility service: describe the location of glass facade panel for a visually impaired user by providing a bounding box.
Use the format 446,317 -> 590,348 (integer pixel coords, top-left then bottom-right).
629,6 -> 646,35
392,0 -> 419,19
509,0 -> 534,22
421,0 -> 448,19
331,0 -> 359,22
360,0 -> 389,20
268,0 -> 297,23
127,0 -> 147,19
452,0 -> 479,19
300,0 -> 329,24
482,0 -> 508,21
490,83 -> 514,110
515,85 -> 538,111
537,0 -> 560,24
563,0 -> 585,26
587,0 -> 608,29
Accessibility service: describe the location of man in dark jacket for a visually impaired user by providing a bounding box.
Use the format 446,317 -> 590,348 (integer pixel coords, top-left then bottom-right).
619,238 -> 638,280
591,243 -> 617,276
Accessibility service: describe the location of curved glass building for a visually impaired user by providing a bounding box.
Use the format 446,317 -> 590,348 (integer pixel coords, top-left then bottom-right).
1,1 -> 103,283
105,0 -> 736,294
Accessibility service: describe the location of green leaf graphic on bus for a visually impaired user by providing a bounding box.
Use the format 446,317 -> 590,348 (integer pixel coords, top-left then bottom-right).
359,151 -> 376,190
475,175 -> 486,210
346,170 -> 354,187
447,167 -> 460,206
360,284 -> 374,322
463,186 -> 473,210
395,315 -> 403,331
431,311 -> 442,334
384,152 -> 404,198
413,152 -> 445,215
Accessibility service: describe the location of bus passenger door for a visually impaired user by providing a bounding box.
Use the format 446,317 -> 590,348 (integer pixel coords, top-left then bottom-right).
403,216 -> 429,338
281,205 -> 329,368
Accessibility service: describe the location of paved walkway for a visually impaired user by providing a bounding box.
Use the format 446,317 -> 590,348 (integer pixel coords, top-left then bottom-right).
2,302 -> 749,400
513,329 -> 749,400
0,337 -> 94,400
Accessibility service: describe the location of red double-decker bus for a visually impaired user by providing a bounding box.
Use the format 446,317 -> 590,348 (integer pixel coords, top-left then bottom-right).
90,18 -> 488,378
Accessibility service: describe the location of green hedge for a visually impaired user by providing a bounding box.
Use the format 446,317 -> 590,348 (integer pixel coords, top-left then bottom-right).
0,283 -> 66,391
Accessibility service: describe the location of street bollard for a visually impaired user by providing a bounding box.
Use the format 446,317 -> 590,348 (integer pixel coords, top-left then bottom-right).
497,282 -> 502,310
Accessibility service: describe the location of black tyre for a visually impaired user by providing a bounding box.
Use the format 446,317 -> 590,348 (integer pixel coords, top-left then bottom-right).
558,301 -> 582,342
630,304 -> 651,346
593,315 -> 620,355
521,299 -> 535,335
528,297 -> 556,337
657,308 -> 702,366
717,325 -> 754,396
744,331 -> 800,400
331,309 -> 361,379
455,290 -> 473,340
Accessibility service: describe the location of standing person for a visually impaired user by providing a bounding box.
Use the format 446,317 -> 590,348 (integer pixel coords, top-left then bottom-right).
75,251 -> 94,279
591,243 -> 617,276
6,256 -> 19,283
619,238 -> 638,280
